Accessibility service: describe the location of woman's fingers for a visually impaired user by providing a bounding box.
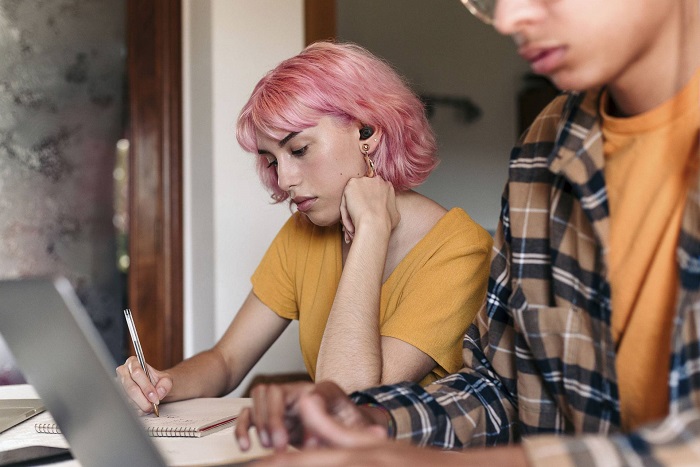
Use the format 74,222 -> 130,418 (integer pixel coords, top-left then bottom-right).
340,193 -> 355,243
115,356 -> 171,414
342,176 -> 398,234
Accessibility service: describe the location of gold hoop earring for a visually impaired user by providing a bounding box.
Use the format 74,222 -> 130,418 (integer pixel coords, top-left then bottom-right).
361,143 -> 375,178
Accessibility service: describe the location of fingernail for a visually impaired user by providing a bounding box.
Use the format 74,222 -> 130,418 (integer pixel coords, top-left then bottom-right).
304,436 -> 319,448
148,391 -> 158,404
238,436 -> 250,451
272,430 -> 286,448
259,429 -> 270,447
157,387 -> 166,398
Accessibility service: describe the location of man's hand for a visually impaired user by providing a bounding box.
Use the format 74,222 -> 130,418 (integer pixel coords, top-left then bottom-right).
235,381 -> 388,452
253,442 -> 529,467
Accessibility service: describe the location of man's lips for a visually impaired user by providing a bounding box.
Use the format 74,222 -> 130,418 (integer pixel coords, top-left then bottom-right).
519,46 -> 566,75
292,196 -> 316,213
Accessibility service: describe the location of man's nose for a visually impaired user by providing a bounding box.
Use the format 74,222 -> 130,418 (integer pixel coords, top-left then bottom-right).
493,0 -> 544,36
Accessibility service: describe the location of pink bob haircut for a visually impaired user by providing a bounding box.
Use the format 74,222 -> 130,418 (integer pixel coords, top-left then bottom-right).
236,41 -> 439,203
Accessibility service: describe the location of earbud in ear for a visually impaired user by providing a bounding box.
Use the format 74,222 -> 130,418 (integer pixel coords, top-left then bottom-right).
359,126 -> 374,140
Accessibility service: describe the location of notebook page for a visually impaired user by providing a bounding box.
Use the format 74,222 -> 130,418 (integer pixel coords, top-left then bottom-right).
36,397 -> 245,438
140,398 -> 238,437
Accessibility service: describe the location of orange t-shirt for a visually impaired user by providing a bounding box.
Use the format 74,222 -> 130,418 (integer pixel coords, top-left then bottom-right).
603,68 -> 700,430
250,208 -> 492,386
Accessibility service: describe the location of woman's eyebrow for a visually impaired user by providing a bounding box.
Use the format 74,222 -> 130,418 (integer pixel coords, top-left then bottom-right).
257,131 -> 300,155
278,131 -> 299,147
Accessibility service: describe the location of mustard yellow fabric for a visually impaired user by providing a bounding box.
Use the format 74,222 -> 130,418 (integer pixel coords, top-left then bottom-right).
251,207 -> 492,386
602,68 -> 700,430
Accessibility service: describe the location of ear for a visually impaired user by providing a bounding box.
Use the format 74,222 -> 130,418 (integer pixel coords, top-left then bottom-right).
357,124 -> 383,153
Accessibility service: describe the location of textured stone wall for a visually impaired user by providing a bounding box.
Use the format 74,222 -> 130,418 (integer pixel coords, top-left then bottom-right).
0,0 -> 127,377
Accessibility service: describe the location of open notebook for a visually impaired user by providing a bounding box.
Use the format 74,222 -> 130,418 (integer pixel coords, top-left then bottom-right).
35,397 -> 238,438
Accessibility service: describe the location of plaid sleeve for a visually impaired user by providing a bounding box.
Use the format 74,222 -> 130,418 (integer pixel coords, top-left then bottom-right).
524,409 -> 700,466
352,183 -> 520,448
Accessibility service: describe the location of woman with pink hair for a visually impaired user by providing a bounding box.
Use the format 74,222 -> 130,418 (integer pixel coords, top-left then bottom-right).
117,42 -> 491,413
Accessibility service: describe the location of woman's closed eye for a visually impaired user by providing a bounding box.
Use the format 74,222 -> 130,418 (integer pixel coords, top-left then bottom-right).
266,158 -> 278,168
291,145 -> 308,156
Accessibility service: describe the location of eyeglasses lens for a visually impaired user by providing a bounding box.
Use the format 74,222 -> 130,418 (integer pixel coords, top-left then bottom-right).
462,0 -> 495,24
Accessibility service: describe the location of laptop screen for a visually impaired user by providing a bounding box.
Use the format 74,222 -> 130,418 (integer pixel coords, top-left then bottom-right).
0,399 -> 44,433
0,276 -> 166,467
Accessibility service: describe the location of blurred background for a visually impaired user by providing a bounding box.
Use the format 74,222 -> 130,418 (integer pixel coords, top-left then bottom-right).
0,0 -> 556,395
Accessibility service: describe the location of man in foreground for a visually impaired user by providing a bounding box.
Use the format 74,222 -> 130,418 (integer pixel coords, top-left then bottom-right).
236,0 -> 700,464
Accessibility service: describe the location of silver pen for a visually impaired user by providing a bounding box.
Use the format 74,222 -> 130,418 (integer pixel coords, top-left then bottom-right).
123,308 -> 160,416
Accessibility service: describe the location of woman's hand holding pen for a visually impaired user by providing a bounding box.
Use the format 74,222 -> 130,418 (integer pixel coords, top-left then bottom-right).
340,175 -> 400,244
116,356 -> 172,415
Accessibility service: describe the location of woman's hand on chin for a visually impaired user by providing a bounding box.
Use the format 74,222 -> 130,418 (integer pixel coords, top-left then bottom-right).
340,176 -> 399,244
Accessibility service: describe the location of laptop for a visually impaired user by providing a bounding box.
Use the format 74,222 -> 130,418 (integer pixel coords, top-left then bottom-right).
0,276 -> 167,467
0,398 -> 44,433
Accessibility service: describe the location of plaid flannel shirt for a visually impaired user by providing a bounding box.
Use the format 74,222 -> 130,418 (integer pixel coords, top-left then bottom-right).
354,88 -> 700,465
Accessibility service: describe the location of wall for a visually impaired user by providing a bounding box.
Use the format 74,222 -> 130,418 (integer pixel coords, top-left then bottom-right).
183,0 -> 307,397
0,0 -> 127,373
338,0 -> 530,232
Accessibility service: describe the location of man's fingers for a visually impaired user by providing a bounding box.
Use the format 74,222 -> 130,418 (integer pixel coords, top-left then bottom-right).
298,394 -> 382,448
255,450 -> 355,467
265,384 -> 290,451
251,384 -> 272,447
234,408 -> 252,451
311,381 -> 362,424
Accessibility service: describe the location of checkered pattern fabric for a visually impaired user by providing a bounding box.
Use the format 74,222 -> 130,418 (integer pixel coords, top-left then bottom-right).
354,89 -> 700,465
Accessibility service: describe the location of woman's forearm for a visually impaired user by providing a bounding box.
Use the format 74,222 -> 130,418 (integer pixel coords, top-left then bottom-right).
316,224 -> 390,392
163,294 -> 291,402
163,347 -> 234,401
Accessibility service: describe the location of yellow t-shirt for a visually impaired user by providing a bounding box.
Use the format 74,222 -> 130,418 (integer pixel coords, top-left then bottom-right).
602,68 -> 700,430
251,207 -> 492,386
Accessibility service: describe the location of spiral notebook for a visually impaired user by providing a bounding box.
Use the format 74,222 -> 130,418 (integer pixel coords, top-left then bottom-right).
34,397 -> 238,438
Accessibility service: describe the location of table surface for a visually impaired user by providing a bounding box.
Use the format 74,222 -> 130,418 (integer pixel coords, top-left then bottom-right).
0,384 -> 273,466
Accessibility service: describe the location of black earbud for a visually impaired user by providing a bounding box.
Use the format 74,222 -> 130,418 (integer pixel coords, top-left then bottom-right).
359,126 -> 374,140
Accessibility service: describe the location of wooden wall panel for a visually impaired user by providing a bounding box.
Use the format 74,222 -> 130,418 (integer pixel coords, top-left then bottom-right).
304,0 -> 337,45
126,0 -> 183,369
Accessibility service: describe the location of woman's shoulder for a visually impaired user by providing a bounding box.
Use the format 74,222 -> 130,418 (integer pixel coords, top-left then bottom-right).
397,193 -> 491,254
395,192 -> 446,241
432,208 -> 492,250
392,205 -> 491,279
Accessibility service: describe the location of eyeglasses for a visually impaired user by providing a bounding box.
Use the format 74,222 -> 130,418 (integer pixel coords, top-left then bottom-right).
461,0 -> 496,25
